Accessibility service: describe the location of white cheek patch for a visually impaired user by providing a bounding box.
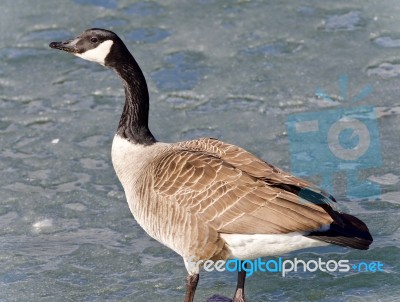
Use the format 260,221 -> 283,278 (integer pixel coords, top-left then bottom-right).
75,40 -> 114,66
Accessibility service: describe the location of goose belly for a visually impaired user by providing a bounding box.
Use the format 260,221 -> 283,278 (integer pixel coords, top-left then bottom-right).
221,233 -> 329,260
111,135 -> 175,248
123,184 -> 217,260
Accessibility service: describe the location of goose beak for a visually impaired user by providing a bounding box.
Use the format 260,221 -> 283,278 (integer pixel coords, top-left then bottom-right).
49,39 -> 78,53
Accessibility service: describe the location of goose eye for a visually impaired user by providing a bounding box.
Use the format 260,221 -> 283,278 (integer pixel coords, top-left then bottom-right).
90,37 -> 98,43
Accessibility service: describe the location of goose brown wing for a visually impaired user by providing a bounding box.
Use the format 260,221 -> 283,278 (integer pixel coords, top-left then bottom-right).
151,149 -> 335,235
179,138 -> 337,204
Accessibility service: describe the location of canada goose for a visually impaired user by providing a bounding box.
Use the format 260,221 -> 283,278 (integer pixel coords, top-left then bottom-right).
50,28 -> 373,302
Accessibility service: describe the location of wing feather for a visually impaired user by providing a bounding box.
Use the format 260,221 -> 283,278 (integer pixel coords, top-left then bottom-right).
151,144 -> 335,235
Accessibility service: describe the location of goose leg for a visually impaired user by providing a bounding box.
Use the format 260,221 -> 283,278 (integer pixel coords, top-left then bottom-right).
233,261 -> 247,302
185,273 -> 199,302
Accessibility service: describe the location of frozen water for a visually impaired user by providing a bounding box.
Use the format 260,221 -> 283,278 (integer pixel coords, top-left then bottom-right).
367,61 -> 400,78
373,36 -> 400,48
322,11 -> 364,32
0,0 -> 399,301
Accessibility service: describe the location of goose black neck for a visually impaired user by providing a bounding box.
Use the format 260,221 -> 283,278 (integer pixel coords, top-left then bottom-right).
110,50 -> 156,145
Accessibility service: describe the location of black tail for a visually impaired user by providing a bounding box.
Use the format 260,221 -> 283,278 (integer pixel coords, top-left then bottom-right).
306,212 -> 373,250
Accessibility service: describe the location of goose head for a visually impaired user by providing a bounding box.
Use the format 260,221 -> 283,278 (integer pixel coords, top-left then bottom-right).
49,28 -> 131,68
50,28 -> 155,144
